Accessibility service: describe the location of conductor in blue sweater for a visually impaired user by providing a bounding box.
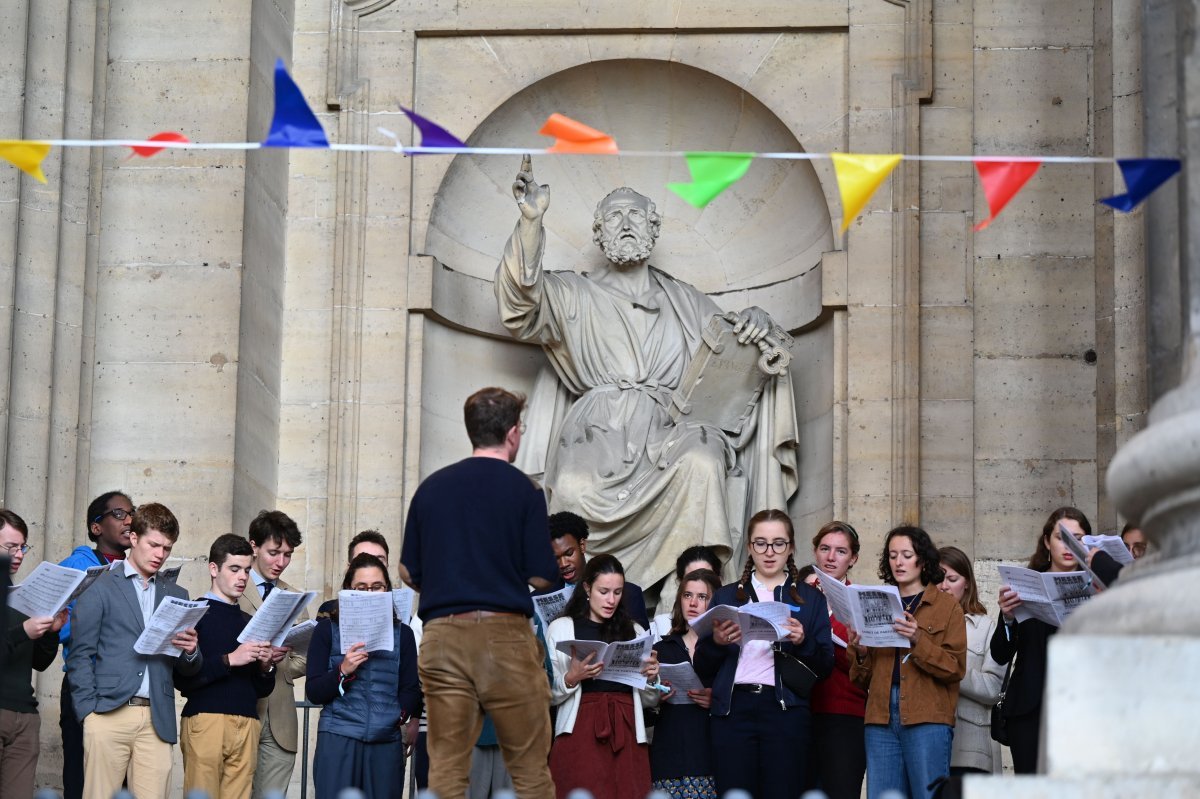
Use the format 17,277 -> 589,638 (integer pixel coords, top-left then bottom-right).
175,534 -> 277,799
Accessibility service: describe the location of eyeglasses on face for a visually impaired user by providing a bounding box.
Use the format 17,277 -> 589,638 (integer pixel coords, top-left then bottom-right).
94,508 -> 133,523
750,539 -> 790,554
1,542 -> 30,555
352,582 -> 389,592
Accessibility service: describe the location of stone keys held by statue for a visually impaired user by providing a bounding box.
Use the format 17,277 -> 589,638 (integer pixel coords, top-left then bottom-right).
670,312 -> 794,438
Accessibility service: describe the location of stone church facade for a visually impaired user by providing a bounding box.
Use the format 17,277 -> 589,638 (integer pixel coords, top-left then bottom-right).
3,0 -> 1192,793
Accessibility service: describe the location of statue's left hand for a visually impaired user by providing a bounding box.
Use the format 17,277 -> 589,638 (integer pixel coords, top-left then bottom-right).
732,306 -> 773,345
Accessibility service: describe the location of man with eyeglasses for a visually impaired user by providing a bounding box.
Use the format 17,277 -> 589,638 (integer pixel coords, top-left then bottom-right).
400,386 -> 560,799
57,491 -> 135,799
0,508 -> 67,799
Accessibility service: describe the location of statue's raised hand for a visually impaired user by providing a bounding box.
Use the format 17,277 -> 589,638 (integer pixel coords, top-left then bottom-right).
513,154 -> 550,220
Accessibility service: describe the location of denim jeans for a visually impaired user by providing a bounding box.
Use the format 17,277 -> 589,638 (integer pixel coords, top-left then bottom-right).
863,685 -> 953,799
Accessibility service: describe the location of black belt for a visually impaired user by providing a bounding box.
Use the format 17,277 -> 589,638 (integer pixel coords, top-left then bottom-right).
127,697 -> 151,707
734,683 -> 772,694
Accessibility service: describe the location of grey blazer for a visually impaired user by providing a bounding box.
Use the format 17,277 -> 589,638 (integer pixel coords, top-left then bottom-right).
66,567 -> 203,743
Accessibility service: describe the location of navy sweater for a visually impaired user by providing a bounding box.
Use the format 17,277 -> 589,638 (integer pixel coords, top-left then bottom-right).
174,598 -> 275,718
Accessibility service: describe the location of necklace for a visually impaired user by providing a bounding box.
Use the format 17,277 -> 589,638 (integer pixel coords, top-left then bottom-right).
901,593 -> 922,614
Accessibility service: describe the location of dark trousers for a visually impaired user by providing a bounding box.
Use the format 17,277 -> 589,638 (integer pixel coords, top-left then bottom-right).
711,688 -> 809,799
1006,712 -> 1041,774
59,673 -> 84,799
807,712 -> 866,799
313,731 -> 405,799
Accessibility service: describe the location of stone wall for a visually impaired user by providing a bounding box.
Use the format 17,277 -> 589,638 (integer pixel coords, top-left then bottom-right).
0,1 -> 1150,794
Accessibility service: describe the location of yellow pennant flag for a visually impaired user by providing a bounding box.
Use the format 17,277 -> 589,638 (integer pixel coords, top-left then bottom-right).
831,153 -> 902,233
0,140 -> 51,184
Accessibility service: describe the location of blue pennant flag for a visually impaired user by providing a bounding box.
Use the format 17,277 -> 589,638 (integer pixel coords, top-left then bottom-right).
1100,158 -> 1180,212
263,58 -> 329,148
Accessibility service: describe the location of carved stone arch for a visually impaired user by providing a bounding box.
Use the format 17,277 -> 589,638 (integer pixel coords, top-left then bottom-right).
421,58 -> 837,337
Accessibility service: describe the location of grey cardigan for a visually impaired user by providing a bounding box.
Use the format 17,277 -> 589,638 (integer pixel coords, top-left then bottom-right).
951,612 -> 1005,772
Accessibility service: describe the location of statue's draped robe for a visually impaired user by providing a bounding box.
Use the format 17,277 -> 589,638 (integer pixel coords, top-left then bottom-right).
496,221 -> 800,594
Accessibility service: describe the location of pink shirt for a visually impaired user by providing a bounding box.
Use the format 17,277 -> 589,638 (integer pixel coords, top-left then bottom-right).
733,575 -> 777,685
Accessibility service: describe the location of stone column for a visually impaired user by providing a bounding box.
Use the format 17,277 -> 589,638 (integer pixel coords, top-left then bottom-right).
970,1 -> 1200,795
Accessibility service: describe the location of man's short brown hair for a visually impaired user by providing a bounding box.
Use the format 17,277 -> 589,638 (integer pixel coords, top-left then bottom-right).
463,387 -> 525,449
131,502 -> 181,542
0,508 -> 29,541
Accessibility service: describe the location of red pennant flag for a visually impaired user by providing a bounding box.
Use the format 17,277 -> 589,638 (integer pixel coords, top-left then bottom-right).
130,131 -> 190,158
973,160 -> 1041,231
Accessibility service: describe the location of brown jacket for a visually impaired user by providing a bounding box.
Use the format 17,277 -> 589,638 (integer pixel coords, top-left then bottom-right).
238,576 -> 309,752
849,584 -> 966,726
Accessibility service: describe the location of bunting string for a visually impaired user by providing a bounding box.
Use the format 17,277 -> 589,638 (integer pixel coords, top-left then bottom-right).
0,62 -> 1179,225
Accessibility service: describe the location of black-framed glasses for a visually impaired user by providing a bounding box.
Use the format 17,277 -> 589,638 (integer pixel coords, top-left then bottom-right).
1,542 -> 30,556
94,508 -> 133,523
750,539 -> 790,554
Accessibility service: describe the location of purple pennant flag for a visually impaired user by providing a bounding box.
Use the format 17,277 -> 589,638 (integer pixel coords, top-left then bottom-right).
1100,158 -> 1181,212
401,107 -> 466,149
263,58 -> 329,148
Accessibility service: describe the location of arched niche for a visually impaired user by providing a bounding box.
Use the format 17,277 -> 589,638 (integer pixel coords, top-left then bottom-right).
422,58 -> 835,335
416,58 -> 834,528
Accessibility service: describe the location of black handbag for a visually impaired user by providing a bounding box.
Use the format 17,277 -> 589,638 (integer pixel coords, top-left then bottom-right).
990,652 -> 1016,745
773,646 -> 818,698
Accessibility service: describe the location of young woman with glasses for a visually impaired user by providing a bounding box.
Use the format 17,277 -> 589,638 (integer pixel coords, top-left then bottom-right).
805,521 -> 868,799
307,553 -> 422,798
847,526 -> 966,799
693,509 -> 834,799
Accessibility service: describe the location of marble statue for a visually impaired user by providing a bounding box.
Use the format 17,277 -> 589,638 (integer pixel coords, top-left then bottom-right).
496,155 -> 800,598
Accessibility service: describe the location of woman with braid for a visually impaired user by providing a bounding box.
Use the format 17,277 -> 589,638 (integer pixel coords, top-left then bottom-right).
693,509 -> 834,799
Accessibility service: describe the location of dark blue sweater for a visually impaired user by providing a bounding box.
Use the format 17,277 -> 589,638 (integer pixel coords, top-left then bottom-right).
174,598 -> 275,718
401,457 -> 559,621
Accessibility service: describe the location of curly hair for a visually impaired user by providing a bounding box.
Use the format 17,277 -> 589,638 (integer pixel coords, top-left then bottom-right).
562,554 -> 635,643
1029,506 -> 1092,572
877,525 -> 944,587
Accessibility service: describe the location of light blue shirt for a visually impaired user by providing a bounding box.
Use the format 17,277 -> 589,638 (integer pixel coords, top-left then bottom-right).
124,560 -> 156,699
250,568 -> 275,599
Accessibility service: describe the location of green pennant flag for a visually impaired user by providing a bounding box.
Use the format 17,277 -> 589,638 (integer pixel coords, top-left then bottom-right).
667,152 -> 754,208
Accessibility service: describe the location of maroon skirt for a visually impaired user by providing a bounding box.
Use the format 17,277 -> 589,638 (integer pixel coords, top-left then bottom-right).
550,692 -> 651,799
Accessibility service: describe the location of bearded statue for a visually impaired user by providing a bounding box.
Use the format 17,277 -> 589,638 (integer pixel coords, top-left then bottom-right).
495,156 -> 800,605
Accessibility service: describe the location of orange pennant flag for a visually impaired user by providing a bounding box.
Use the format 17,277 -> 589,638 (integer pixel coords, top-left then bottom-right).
539,113 -> 618,154
0,140 -> 51,184
130,131 -> 190,158
973,160 -> 1041,231
830,153 -> 903,233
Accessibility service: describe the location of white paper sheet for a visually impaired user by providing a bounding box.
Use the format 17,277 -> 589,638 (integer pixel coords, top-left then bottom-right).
555,632 -> 654,689
238,588 -> 317,647
532,584 -> 574,630
337,590 -> 395,653
813,569 -> 909,649
8,562 -> 108,619
133,596 -> 209,656
392,587 -> 416,626
281,619 -> 319,654
659,661 -> 705,704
